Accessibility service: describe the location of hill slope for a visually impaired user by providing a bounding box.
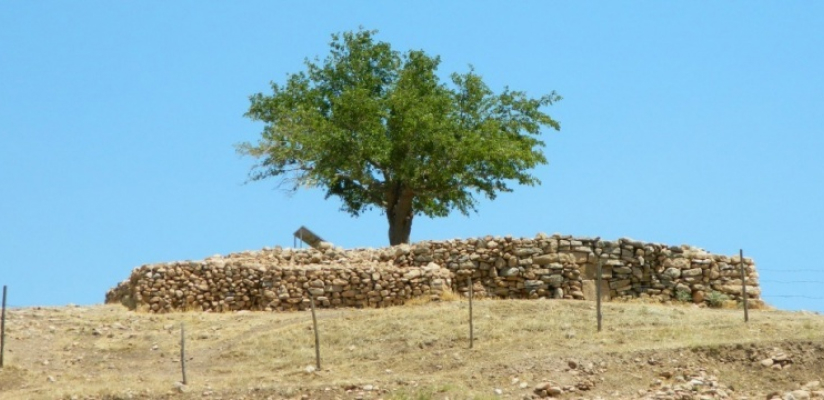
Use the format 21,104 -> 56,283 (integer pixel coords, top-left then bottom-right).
1,300 -> 822,399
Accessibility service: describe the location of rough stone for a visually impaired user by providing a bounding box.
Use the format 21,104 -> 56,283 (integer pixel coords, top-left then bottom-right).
662,268 -> 681,279
105,234 -> 761,313
581,280 -> 610,301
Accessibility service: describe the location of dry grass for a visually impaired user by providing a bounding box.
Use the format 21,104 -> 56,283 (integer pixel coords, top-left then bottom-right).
1,299 -> 823,399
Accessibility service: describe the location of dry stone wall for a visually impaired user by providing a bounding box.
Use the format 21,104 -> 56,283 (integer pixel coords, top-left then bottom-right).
105,234 -> 762,312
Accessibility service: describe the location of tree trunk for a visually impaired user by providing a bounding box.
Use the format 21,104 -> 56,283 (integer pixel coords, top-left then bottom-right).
387,184 -> 414,245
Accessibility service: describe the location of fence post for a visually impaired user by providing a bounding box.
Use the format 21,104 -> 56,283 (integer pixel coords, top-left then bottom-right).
740,249 -> 749,322
468,276 -> 474,349
588,238 -> 603,333
596,257 -> 603,332
1,285 -> 6,368
310,293 -> 321,369
180,322 -> 187,384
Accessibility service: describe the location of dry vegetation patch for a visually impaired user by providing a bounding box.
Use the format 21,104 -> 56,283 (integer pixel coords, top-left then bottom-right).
0,300 -> 822,399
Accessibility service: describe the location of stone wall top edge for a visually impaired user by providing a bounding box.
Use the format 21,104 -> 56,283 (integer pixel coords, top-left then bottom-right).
130,233 -> 752,271
135,261 -> 416,271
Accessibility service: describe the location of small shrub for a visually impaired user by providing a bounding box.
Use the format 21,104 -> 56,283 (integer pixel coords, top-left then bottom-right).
705,291 -> 730,308
675,290 -> 692,303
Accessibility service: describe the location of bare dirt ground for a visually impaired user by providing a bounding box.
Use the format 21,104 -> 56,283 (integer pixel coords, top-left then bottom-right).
1,299 -> 823,400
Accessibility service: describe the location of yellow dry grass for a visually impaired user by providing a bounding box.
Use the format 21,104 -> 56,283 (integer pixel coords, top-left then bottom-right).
0,299 -> 822,399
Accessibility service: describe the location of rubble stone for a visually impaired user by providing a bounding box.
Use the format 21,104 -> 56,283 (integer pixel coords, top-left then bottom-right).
106,234 -> 761,312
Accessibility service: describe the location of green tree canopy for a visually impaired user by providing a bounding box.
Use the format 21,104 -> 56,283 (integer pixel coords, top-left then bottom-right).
240,29 -> 561,245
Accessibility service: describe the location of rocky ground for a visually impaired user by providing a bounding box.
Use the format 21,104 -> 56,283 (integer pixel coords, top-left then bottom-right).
0,301 -> 822,400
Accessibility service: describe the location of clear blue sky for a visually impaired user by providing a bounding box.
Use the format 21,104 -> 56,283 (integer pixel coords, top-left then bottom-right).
2,2 -> 822,312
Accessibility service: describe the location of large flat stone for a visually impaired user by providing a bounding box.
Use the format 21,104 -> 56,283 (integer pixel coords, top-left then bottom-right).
582,280 -> 611,301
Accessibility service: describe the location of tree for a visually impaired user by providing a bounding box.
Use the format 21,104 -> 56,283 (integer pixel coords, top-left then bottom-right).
239,29 -> 561,245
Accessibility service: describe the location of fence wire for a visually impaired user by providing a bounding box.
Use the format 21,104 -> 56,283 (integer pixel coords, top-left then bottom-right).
758,268 -> 823,272
756,268 -> 823,303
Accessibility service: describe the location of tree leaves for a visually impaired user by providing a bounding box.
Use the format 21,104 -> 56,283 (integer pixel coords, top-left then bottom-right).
239,28 -> 561,243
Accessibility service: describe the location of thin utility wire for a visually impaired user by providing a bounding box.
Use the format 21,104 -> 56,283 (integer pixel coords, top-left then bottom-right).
758,269 -> 822,272
762,295 -> 824,300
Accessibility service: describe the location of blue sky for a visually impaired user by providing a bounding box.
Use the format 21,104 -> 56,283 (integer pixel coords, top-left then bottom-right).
1,2 -> 822,311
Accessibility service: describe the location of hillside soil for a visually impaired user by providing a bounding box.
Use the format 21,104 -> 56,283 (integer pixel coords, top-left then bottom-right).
1,300 -> 823,400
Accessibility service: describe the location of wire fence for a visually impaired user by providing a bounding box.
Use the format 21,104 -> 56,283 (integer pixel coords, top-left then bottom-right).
1,303 -> 66,309
2,279 -> 822,307
756,268 -> 824,274
1,259 -> 822,357
1,260 -> 822,391
758,268 -> 824,303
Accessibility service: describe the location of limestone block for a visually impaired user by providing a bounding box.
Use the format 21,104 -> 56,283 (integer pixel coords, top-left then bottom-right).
524,280 -> 547,291
539,274 -> 563,287
581,280 -> 610,301
662,268 -> 681,279
403,269 -> 422,279
572,251 -> 591,264
609,279 -> 631,290
692,290 -> 704,303
720,284 -> 761,296
613,266 -> 632,274
500,267 -> 520,277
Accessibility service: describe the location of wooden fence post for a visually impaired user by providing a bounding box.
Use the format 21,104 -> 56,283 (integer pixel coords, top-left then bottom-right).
180,322 -> 187,384
590,237 -> 603,333
1,285 -> 6,368
468,276 -> 474,349
740,249 -> 749,322
310,293 -> 321,369
596,258 -> 603,332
